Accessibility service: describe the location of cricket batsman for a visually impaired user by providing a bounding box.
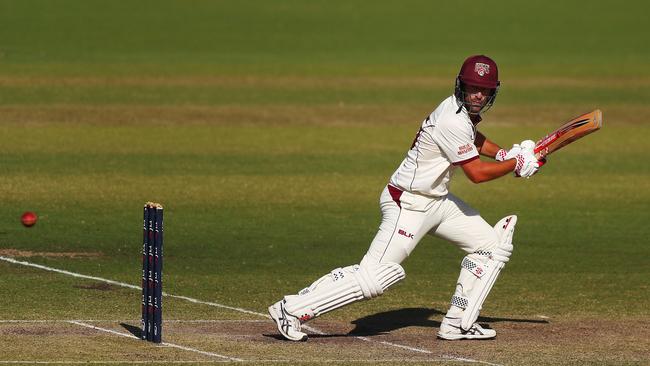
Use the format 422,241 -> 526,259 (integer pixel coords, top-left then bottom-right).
269,55 -> 543,341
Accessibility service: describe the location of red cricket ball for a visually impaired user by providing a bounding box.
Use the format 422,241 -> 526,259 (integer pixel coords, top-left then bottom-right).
21,211 -> 38,227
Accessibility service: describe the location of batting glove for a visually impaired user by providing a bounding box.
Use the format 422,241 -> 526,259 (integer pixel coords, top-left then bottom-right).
514,140 -> 539,178
495,144 -> 522,162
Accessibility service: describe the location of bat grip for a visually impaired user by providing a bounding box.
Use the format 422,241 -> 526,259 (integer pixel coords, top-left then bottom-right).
534,144 -> 550,161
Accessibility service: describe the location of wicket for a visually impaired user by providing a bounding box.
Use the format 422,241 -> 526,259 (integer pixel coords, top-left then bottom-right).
141,202 -> 163,343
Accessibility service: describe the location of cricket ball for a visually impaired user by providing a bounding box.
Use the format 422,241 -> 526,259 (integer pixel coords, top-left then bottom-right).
21,211 -> 38,227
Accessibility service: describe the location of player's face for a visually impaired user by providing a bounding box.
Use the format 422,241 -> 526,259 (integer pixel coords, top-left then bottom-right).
463,85 -> 493,114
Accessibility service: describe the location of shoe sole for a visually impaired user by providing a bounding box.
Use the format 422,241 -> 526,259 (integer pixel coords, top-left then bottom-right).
437,332 -> 496,341
268,305 -> 308,342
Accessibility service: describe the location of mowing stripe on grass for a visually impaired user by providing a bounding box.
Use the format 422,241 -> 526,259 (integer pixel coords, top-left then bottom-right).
0,256 -> 501,366
67,321 -> 243,362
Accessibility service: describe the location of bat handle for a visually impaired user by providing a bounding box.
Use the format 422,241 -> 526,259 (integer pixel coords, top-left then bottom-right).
534,146 -> 549,161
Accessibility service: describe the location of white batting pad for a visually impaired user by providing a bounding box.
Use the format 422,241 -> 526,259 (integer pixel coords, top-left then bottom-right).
284,262 -> 405,322
459,258 -> 504,331
457,215 -> 517,330
494,215 -> 517,245
492,215 -> 516,262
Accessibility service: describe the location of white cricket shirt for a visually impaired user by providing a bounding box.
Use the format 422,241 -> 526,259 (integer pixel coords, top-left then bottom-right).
389,95 -> 479,197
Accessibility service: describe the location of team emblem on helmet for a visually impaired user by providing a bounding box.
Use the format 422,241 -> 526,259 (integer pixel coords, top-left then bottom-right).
474,63 -> 490,77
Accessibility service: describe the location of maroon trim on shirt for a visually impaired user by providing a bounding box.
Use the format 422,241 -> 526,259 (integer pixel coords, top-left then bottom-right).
387,185 -> 403,208
452,155 -> 479,166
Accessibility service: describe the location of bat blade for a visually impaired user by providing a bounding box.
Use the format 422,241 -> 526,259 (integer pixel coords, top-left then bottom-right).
534,109 -> 602,159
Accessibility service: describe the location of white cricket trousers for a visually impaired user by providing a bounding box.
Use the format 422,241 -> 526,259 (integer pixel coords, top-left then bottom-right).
360,185 -> 499,267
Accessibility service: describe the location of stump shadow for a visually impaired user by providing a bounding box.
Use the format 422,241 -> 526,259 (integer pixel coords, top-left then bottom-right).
120,323 -> 143,338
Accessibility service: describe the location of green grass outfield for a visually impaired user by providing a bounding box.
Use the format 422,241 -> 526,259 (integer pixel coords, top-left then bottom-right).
1,1 -> 649,365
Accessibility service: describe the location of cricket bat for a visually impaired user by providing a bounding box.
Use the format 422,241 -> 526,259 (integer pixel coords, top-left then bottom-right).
534,109 -> 602,161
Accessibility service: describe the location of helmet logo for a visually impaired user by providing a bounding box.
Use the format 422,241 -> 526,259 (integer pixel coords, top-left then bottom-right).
474,63 -> 490,77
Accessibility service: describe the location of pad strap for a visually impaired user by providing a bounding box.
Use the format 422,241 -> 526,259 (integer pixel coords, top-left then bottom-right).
451,295 -> 468,309
461,257 -> 488,278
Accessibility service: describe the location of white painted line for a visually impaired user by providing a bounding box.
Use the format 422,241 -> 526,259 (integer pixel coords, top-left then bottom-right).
67,320 -> 139,339
0,361 -> 486,364
313,325 -> 501,365
1,256 -> 500,365
296,322 -> 443,358
440,355 -> 504,366
158,342 -> 241,363
0,256 -> 141,290
165,319 -> 267,323
0,362 -> 225,364
0,358 -> 480,365
67,321 -> 243,362
297,321 -> 439,357
356,336 -> 432,354
164,294 -> 265,318
300,324 -> 326,335
2,319 -> 499,365
0,256 -> 265,318
0,319 -> 267,324
255,360 -> 477,364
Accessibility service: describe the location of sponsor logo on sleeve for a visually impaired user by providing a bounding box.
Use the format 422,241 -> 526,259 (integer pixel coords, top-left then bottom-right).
457,143 -> 474,155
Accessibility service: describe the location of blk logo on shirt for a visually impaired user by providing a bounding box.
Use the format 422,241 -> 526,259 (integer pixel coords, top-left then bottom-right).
398,229 -> 414,239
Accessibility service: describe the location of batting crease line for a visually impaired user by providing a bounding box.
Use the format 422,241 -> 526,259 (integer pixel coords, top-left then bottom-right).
357,336 -> 432,354
0,319 -> 268,323
0,360 -> 474,364
67,321 -> 243,362
0,256 -> 264,317
440,355 -> 504,366
0,362 -> 228,364
0,256 -> 502,366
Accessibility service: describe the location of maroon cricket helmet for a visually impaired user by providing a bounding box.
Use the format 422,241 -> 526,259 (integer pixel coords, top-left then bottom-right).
454,55 -> 500,115
458,55 -> 499,89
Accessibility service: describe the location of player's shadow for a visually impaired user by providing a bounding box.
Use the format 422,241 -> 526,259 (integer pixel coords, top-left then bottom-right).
346,307 -> 549,336
347,307 -> 443,336
264,307 -> 550,339
269,307 -> 442,339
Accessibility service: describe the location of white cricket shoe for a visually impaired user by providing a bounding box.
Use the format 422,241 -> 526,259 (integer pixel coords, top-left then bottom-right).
437,316 -> 496,340
268,299 -> 308,341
